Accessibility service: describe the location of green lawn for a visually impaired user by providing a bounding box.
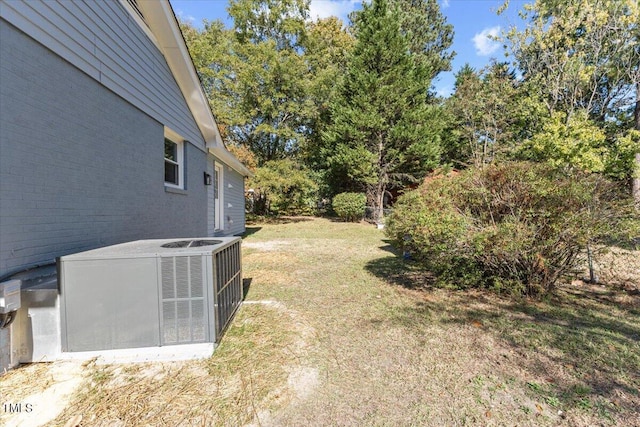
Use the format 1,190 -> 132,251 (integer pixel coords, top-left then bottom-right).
8,217 -> 636,426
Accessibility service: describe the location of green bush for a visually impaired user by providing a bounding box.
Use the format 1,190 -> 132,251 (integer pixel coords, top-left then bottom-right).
333,192 -> 366,222
386,162 -> 630,297
249,160 -> 318,215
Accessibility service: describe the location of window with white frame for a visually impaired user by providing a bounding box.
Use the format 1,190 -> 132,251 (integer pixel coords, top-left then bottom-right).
164,137 -> 184,188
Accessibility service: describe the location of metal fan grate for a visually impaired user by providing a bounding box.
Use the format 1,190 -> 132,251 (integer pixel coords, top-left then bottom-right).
160,256 -> 206,344
213,241 -> 242,341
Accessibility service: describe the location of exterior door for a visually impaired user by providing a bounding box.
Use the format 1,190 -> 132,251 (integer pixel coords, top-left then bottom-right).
214,163 -> 223,232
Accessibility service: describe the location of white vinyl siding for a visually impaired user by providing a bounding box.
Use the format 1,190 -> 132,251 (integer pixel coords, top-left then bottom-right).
224,166 -> 246,236
214,162 -> 224,231
207,155 -> 216,236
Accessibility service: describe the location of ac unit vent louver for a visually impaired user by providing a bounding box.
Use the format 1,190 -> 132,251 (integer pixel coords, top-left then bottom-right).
214,243 -> 242,340
160,256 -> 206,344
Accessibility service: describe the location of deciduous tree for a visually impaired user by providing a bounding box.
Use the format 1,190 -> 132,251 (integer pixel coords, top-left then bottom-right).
503,0 -> 640,199
444,62 -> 544,167
182,0 -> 313,164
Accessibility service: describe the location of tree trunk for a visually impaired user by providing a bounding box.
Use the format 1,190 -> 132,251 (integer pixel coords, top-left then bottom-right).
375,181 -> 386,224
633,152 -> 640,209
376,133 -> 386,223
635,82 -> 640,131
634,82 -> 640,208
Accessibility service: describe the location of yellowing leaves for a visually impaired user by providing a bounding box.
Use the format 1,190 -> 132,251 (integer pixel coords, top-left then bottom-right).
522,110 -> 608,172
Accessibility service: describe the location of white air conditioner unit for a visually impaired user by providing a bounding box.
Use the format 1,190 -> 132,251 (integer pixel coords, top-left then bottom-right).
58,237 -> 242,353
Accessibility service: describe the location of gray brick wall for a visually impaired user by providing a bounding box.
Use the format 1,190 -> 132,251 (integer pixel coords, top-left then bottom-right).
0,22 -> 209,277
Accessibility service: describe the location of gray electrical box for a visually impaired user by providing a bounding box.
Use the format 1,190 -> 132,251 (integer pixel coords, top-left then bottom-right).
0,279 -> 21,313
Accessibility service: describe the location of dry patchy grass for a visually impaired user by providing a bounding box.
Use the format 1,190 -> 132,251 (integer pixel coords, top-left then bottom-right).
1,362 -> 53,403
46,303 -> 307,427
3,217 -> 638,427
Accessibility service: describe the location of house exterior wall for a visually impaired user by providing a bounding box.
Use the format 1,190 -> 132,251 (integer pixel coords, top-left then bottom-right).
0,0 -> 206,151
0,1 -> 249,373
206,157 -> 247,237
0,20 -> 209,276
223,165 -> 247,236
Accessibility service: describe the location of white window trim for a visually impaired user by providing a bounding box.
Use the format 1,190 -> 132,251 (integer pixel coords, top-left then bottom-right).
164,128 -> 185,190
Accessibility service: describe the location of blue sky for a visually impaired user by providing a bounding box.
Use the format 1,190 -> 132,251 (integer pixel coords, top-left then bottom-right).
169,0 -> 528,97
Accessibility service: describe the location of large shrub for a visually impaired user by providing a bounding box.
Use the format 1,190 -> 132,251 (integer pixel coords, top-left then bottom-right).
386,162 -> 630,297
249,160 -> 318,215
333,192 -> 366,222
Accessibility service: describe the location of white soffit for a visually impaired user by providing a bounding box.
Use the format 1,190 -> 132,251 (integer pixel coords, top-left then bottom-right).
135,0 -> 253,177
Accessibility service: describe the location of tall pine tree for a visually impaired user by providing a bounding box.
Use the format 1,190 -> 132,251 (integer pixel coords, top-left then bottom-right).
391,0 -> 455,82
323,0 -> 441,221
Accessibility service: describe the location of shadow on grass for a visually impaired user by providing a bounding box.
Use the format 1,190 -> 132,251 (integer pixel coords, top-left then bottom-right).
242,277 -> 253,300
242,227 -> 262,239
378,244 -> 400,256
325,216 -> 371,225
365,254 -> 640,420
246,215 -> 314,225
365,253 -> 436,291
377,239 -> 402,256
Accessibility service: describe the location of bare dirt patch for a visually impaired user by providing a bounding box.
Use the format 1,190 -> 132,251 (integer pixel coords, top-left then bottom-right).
587,246 -> 640,292
0,361 -> 84,427
243,240 -> 293,251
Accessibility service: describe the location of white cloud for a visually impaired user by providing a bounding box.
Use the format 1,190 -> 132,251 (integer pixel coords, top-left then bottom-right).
174,9 -> 196,26
472,26 -> 501,56
441,0 -> 450,8
309,0 -> 360,22
435,84 -> 453,98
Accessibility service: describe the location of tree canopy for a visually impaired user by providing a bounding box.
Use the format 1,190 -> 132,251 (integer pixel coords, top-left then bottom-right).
442,0 -> 639,204
181,0 -> 639,211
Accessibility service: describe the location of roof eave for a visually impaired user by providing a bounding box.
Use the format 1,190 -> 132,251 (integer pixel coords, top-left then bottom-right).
134,0 -> 253,177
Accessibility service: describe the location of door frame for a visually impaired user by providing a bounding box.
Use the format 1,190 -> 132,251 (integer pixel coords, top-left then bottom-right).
214,162 -> 224,232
